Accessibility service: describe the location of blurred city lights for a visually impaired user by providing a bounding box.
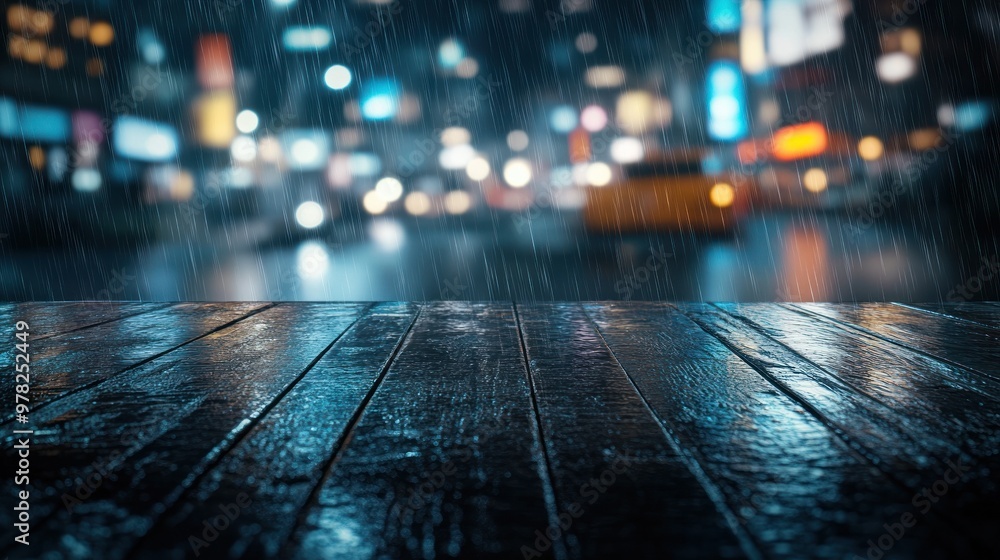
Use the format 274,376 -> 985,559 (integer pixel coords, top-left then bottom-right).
4,103 -> 70,143
899,28 -> 922,56
227,167 -> 254,188
766,0 -> 848,67
71,168 -> 102,192
585,65 -> 627,89
438,39 -> 465,69
283,26 -> 332,51
954,100 -> 994,131
456,58 -> 479,78
440,127 -> 471,147
88,22 -> 114,47
195,35 -> 235,90
295,201 -> 325,229
363,190 -> 389,215
114,117 -> 179,162
196,91 -> 238,148
444,191 -> 473,215
550,106 -> 579,134
503,158 -> 533,188
231,136 -> 257,162
360,79 -> 401,120
404,192 -> 432,216
575,32 -> 598,54
68,17 -> 89,40
375,177 -> 404,202
709,182 -> 735,208
610,137 -> 644,164
707,0 -> 740,33
909,128 -> 942,151
296,241 -> 330,279
235,110 -> 260,134
439,144 -> 476,170
0,0 -> 993,307
466,156 -> 491,181
368,219 -> 406,252
771,122 -> 828,161
857,136 -> 884,161
707,61 -> 748,141
28,145 -> 45,171
258,136 -> 282,163
740,0 -> 767,75
586,162 -> 613,187
283,131 -> 330,170
324,65 -> 352,90
291,139 -> 320,165
580,105 -> 608,132
616,90 -> 654,135
507,130 -> 530,151
876,52 -> 917,83
137,28 -> 166,65
803,168 -> 828,193
348,152 -> 382,177
937,104 -> 956,127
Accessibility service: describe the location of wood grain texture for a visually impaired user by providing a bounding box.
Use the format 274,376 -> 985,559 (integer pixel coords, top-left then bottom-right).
2,304 -> 366,559
3,302 -> 999,560
0,302 -> 270,421
287,303 -> 556,560
586,303 -> 969,559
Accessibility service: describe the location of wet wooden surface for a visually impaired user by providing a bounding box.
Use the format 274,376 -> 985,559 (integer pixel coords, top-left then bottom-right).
3,302 -> 999,559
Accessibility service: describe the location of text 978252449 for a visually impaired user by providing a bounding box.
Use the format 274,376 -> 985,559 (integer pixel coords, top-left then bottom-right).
13,320 -> 32,547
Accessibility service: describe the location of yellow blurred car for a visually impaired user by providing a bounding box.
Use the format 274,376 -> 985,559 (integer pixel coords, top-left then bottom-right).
584,152 -> 752,233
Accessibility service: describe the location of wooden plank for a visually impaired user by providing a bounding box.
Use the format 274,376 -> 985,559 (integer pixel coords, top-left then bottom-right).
516,303 -> 750,559
0,302 -> 270,421
4,302 -> 172,341
902,302 -> 1000,330
719,303 -> 1000,416
792,303 -> 1000,382
286,303 -> 556,559
682,304 -> 996,555
0,303 -> 367,559
130,303 -> 419,559
716,303 -> 1000,552
584,303 -> 967,559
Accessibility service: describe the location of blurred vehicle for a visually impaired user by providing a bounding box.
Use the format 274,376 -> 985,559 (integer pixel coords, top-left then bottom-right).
583,150 -> 754,233
735,122 -> 908,210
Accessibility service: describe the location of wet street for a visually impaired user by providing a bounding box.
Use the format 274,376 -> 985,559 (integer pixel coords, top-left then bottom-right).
3,301 -> 1000,559
1,211 -> 992,302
